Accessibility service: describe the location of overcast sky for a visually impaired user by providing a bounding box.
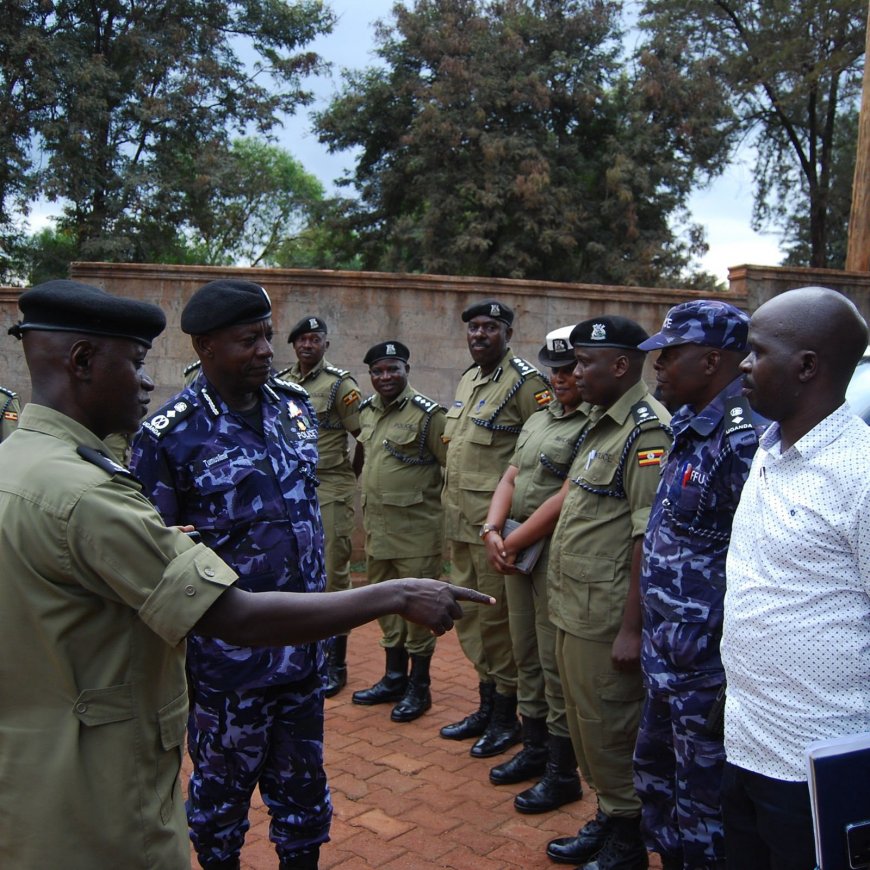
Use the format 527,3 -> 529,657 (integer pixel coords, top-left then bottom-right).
278,0 -> 783,284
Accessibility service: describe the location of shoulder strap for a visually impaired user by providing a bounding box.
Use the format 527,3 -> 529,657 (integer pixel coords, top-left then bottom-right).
141,397 -> 197,440
76,445 -> 136,480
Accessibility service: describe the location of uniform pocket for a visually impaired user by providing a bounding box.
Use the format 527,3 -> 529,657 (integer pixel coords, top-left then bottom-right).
156,690 -> 188,823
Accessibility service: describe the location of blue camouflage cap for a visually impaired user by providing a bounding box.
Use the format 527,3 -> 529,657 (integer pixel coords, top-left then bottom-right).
637,300 -> 750,352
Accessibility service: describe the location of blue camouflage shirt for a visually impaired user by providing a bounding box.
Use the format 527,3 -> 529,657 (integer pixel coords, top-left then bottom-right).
640,377 -> 765,692
130,374 -> 326,692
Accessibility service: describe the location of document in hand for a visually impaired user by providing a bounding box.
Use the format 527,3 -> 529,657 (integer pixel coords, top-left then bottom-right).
502,518 -> 545,575
805,731 -> 870,869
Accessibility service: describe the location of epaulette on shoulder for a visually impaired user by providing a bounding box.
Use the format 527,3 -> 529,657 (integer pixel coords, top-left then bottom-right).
359,395 -> 375,410
324,363 -> 351,379
76,445 -> 135,479
271,376 -> 309,399
0,385 -> 16,398
630,400 -> 664,427
412,393 -> 443,415
723,396 -> 758,440
183,360 -> 202,376
510,357 -> 540,380
141,397 -> 197,440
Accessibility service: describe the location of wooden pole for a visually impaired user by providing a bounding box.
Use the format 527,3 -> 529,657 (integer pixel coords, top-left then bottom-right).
846,2 -> 870,271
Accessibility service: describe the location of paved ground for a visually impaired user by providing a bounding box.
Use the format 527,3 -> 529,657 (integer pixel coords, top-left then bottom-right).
184,611 -> 664,869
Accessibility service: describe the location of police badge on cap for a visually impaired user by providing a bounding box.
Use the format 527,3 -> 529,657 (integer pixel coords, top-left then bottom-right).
570,316 -> 649,349
288,315 -> 328,344
538,324 -> 577,368
461,299 -> 515,326
363,340 -> 411,366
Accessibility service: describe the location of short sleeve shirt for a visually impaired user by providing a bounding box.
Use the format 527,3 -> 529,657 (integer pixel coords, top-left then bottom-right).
0,404 -> 235,869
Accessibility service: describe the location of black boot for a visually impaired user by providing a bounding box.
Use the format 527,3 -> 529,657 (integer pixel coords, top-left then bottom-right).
514,733 -> 582,813
470,691 -> 522,758
279,844 -> 320,869
323,635 -> 348,698
351,646 -> 408,705
200,859 -> 240,870
546,808 -> 611,864
489,715 -> 548,784
439,681 -> 495,740
579,815 -> 648,870
391,653 -> 432,722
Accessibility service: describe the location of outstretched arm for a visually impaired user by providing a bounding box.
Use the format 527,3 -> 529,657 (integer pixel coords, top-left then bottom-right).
195,579 -> 494,645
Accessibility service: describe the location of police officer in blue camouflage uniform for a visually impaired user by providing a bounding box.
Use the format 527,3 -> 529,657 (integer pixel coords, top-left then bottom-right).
632,301 -> 765,870
131,280 -> 329,870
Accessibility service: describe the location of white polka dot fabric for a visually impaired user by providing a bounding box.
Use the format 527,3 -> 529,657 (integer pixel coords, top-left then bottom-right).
722,404 -> 870,781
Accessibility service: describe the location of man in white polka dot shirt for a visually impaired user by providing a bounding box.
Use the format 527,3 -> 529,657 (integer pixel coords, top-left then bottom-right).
721,286 -> 870,870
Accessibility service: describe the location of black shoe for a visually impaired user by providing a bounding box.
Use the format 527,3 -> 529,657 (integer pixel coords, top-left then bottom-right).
489,716 -> 548,784
279,844 -> 320,869
470,691 -> 521,758
352,646 -> 408,705
440,681 -> 494,740
391,654 -> 432,722
546,809 -> 611,864
579,815 -> 647,870
514,733 -> 582,813
323,635 -> 348,698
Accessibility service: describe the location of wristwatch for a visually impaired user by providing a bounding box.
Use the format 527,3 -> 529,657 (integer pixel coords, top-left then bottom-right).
479,523 -> 501,539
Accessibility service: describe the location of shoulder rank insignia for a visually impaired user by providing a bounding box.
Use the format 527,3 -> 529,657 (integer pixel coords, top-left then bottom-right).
183,360 -> 201,376
723,396 -> 756,437
324,363 -> 351,379
77,445 -> 135,479
412,394 -> 443,414
510,357 -> 540,379
631,401 -> 662,427
271,376 -> 309,399
142,399 -> 196,439
359,395 -> 375,410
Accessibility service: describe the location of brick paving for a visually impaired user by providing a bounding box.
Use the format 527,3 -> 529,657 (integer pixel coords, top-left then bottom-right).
184,597 -> 664,869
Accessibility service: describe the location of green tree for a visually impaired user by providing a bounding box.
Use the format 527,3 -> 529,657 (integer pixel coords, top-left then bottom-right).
314,0 -> 732,286
638,0 -> 866,269
181,138 -> 326,266
0,0 -> 334,263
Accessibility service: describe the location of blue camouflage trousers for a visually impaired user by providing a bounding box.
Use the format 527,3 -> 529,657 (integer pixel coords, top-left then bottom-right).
633,686 -> 726,869
186,676 -> 332,866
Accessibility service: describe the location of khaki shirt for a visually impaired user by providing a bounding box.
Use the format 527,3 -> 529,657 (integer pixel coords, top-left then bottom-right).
443,348 -> 552,543
510,401 -> 591,521
278,358 -> 361,503
0,386 -> 20,443
359,384 -> 447,559
0,405 -> 236,869
548,381 -> 671,642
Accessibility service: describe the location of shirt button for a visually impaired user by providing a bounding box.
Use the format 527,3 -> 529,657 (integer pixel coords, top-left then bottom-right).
75,703 -> 88,714
184,585 -> 196,596
203,567 -> 215,578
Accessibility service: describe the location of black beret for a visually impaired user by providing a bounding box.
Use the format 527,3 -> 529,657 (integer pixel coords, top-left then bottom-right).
363,340 -> 410,366
461,299 -> 514,326
288,315 -> 328,344
570,316 -> 649,350
537,325 -> 576,368
9,279 -> 166,348
180,280 -> 271,335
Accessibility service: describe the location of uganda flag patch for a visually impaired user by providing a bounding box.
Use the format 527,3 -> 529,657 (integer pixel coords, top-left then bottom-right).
3,411 -> 17,422
636,448 -> 664,467
343,389 -> 361,406
534,389 -> 552,406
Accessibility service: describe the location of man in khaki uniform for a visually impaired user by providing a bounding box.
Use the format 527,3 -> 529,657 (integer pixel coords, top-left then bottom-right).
440,299 -> 552,758
352,340 -> 447,722
543,316 -> 671,870
0,384 -> 20,442
278,315 -> 363,697
0,279 -> 490,870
